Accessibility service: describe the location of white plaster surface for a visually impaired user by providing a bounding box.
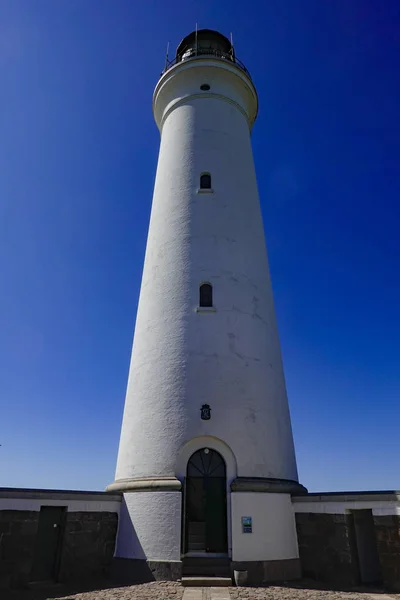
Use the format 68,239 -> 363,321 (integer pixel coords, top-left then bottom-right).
293,500 -> 400,516
115,492 -> 181,561
0,498 -> 121,513
153,59 -> 258,130
231,492 -> 299,562
115,56 -> 299,488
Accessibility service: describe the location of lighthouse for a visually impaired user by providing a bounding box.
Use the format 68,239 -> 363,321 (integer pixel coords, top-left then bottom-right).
108,29 -> 306,584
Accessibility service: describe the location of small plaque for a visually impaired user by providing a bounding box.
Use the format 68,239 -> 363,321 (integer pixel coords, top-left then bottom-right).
201,404 -> 211,420
242,516 -> 252,533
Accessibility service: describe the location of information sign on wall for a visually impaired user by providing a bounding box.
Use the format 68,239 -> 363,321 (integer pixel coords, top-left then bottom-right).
241,516 -> 252,533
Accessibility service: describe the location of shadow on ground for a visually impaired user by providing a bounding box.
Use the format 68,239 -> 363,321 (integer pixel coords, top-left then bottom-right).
1,577 -> 133,600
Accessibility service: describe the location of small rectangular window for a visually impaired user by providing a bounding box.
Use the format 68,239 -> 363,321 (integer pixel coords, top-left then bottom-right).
200,173 -> 212,190
199,283 -> 213,307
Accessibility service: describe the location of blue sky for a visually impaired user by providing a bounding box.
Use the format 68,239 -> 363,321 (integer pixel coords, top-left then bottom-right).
0,0 -> 399,492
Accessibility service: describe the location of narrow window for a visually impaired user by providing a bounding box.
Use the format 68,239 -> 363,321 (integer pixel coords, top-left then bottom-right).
200,173 -> 212,190
199,283 -> 213,307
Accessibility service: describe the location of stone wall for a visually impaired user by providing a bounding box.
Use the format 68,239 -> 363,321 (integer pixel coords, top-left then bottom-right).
296,510 -> 400,592
0,509 -> 118,589
0,488 -> 121,589
295,513 -> 358,586
0,509 -> 119,588
59,511 -> 118,581
0,510 -> 40,588
374,515 -> 400,592
0,509 -> 118,588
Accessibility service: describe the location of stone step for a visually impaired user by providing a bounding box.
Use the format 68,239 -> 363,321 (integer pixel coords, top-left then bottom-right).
182,577 -> 232,587
183,566 -> 231,577
182,590 -> 203,600
209,590 -> 232,600
183,557 -> 231,577
182,589 -> 232,600
184,557 -> 230,563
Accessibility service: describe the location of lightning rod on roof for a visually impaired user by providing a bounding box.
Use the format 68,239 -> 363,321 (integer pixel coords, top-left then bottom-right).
164,41 -> 170,71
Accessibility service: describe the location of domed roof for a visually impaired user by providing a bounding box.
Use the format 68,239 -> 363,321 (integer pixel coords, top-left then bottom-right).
176,29 -> 232,60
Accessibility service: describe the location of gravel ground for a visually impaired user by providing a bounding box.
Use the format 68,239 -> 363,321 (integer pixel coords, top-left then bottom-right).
1,581 -> 184,600
2,580 -> 397,600
230,584 -> 385,600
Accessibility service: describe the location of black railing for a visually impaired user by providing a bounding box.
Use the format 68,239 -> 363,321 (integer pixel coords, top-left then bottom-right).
163,46 -> 252,79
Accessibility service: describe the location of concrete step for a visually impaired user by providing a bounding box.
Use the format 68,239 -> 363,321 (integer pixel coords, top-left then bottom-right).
182,589 -> 231,600
183,566 -> 231,577
184,557 -> 230,563
182,577 -> 232,587
183,557 -> 231,577
183,557 -> 230,568
184,557 -> 230,564
182,590 -> 203,600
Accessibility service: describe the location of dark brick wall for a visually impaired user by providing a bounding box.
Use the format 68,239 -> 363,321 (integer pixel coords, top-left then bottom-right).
374,515 -> 400,592
0,509 -> 118,589
0,511 -> 39,588
295,513 -> 358,586
59,511 -> 118,580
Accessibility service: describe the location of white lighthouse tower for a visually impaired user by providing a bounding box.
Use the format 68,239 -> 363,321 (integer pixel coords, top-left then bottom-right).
108,29 -> 306,584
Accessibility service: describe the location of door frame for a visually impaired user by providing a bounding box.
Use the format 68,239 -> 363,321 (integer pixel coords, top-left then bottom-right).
177,436 -> 237,559
182,447 -> 228,557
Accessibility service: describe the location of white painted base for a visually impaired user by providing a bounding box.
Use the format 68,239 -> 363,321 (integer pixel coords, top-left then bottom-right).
115,492 -> 181,561
231,492 -> 299,562
115,489 -> 300,565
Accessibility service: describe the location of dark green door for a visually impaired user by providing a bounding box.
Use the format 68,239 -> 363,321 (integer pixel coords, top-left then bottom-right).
205,476 -> 227,552
31,506 -> 65,582
185,448 -> 227,554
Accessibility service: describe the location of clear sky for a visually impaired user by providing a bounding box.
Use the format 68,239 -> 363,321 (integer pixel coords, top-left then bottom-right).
1,0 -> 399,493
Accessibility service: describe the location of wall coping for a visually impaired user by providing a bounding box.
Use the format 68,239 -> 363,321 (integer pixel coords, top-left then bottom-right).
231,477 -> 308,495
0,487 -> 122,502
106,477 -> 182,493
292,490 -> 400,503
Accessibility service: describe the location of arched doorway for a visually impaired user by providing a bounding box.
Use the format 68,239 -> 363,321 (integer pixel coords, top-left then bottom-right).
183,448 -> 228,554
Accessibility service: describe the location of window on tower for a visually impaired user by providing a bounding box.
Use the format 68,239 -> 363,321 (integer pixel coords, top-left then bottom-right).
200,173 -> 212,190
199,283 -> 213,308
